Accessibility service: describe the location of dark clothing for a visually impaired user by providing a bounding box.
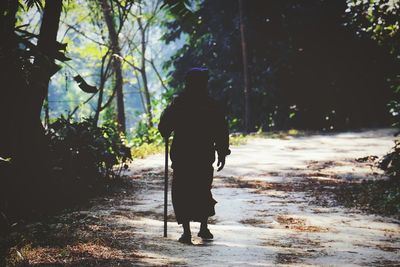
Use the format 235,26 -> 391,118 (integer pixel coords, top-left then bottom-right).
172,166 -> 216,224
158,92 -> 230,224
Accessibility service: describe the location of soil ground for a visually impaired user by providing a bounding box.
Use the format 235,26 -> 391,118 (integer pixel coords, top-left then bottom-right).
3,129 -> 400,266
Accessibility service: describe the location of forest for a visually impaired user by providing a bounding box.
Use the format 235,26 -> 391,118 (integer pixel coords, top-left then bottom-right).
0,0 -> 399,265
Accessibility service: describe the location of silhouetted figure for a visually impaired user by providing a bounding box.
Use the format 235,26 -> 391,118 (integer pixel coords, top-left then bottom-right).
158,68 -> 230,244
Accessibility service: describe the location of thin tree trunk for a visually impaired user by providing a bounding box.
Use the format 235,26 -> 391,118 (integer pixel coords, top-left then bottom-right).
101,0 -> 126,134
148,58 -> 168,93
94,85 -> 104,124
44,95 -> 49,127
133,68 -> 147,114
94,51 -> 112,125
138,8 -> 153,128
238,0 -> 251,132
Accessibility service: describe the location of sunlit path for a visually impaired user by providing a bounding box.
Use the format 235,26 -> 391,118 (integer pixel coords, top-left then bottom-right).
114,129 -> 399,266
4,130 -> 398,266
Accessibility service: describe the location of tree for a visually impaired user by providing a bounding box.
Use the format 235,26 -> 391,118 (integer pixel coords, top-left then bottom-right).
100,0 -> 127,133
238,0 -> 251,132
346,0 -> 400,127
124,0 -> 166,128
33,0 -> 64,118
137,0 -> 154,127
346,0 -> 400,180
0,0 -> 65,163
162,0 -> 396,131
67,0 -> 166,131
0,0 -> 68,221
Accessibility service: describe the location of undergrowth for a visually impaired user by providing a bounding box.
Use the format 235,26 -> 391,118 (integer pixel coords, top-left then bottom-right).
129,128 -> 305,158
323,179 -> 400,219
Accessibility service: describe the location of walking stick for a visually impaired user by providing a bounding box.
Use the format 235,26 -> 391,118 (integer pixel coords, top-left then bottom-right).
163,137 -> 168,237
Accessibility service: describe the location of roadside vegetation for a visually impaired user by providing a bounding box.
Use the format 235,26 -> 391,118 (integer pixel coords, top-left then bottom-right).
1,1 -> 399,263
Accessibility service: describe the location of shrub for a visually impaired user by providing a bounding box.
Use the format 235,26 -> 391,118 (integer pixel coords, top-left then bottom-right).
0,117 -> 132,232
129,120 -> 164,158
130,120 -> 163,147
380,139 -> 400,180
47,117 -> 132,188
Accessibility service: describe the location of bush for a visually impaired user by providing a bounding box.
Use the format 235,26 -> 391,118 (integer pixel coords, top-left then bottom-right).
380,139 -> 400,180
0,117 -> 132,233
129,120 -> 164,158
47,117 -> 132,184
130,120 -> 163,147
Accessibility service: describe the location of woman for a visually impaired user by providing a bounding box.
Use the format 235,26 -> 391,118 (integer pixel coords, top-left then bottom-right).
158,68 -> 230,244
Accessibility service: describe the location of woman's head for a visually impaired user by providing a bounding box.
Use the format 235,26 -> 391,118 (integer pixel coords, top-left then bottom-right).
184,67 -> 209,97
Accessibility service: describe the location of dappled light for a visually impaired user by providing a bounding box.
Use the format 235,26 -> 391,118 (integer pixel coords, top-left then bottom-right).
1,0 -> 400,266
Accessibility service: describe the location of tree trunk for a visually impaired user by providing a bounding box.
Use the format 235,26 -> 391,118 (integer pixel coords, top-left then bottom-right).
6,0 -> 63,214
94,53 -> 110,125
138,7 -> 153,128
44,96 -> 50,127
24,0 -> 62,171
101,0 -> 126,134
140,58 -> 153,127
94,84 -> 104,125
238,0 -> 251,132
0,0 -> 19,157
33,0 -> 63,118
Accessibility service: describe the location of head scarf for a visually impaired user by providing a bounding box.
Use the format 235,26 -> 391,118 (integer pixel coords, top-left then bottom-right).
184,67 -> 209,97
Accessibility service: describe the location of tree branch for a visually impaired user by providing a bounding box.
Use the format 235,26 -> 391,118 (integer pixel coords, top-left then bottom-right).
61,21 -> 107,47
147,58 -> 168,92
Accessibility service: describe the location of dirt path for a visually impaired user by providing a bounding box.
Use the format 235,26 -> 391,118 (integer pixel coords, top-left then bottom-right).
6,129 -> 399,266
121,129 -> 399,266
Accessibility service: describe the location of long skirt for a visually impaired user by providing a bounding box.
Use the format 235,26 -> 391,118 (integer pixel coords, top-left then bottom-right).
171,165 -> 217,224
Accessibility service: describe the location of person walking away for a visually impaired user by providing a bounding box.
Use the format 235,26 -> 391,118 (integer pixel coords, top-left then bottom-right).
158,67 -> 230,244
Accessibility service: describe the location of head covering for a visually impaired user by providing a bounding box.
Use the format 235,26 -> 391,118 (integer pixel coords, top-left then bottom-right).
184,67 -> 209,97
185,67 -> 208,83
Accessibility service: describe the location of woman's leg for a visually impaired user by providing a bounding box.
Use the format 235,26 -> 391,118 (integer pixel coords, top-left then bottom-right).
178,220 -> 192,244
200,218 -> 208,231
198,217 -> 214,239
182,220 -> 191,236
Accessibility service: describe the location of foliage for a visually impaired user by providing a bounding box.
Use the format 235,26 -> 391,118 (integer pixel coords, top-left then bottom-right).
346,0 -> 400,128
331,179 -> 400,219
23,0 -> 44,10
47,117 -> 132,183
346,0 -> 400,53
131,142 -> 164,159
130,120 -> 164,147
229,133 -> 248,146
379,139 -> 400,180
128,120 -> 302,158
346,0 -> 400,182
346,0 -> 400,101
229,129 -> 305,146
129,119 -> 164,158
0,116 -> 132,234
162,0 -> 396,131
388,100 -> 400,128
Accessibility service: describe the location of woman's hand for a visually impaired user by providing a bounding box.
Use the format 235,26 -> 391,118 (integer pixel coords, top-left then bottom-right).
217,156 -> 225,172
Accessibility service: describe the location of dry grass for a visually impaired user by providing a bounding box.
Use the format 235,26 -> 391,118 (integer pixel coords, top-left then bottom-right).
6,240 -> 145,266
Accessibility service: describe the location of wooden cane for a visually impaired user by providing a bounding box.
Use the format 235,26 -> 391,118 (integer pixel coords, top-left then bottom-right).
163,137 -> 168,237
